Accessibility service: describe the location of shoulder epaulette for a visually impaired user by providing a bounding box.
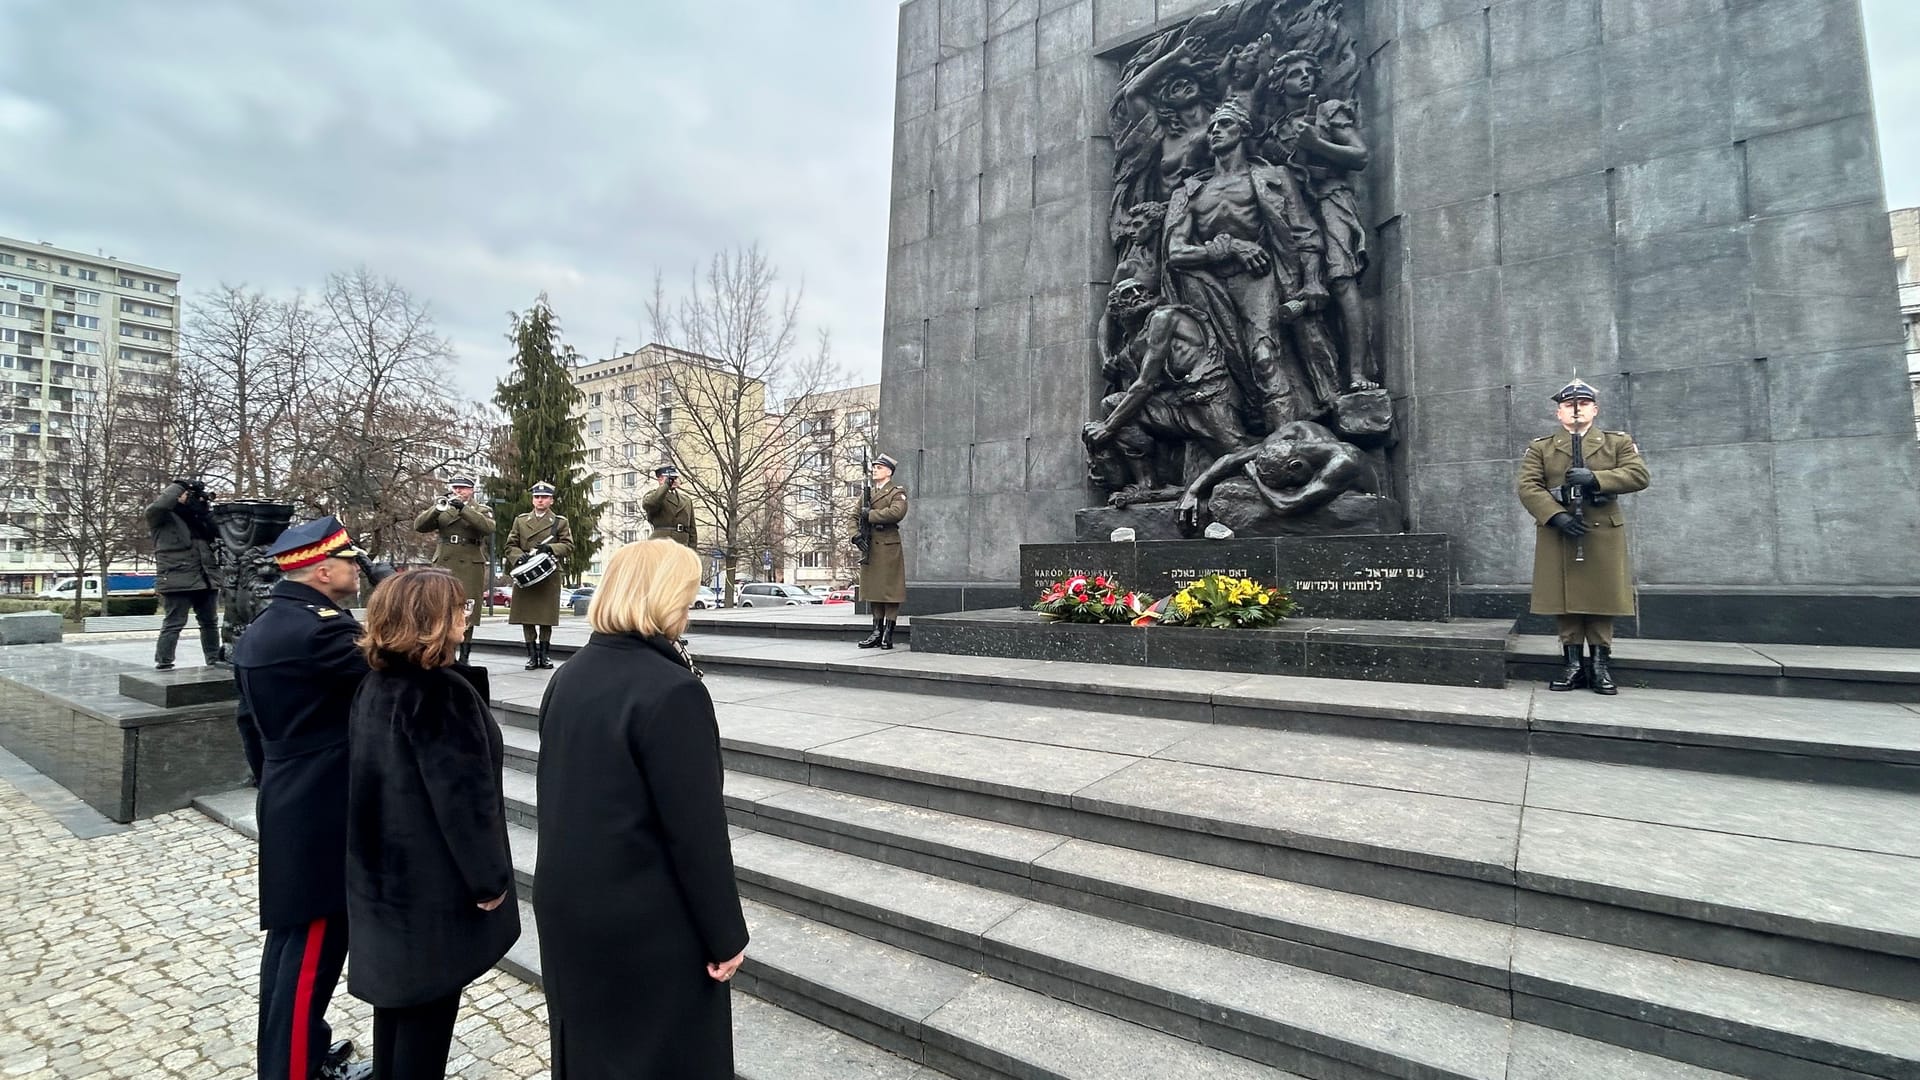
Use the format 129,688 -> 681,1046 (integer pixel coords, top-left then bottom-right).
303,604 -> 342,619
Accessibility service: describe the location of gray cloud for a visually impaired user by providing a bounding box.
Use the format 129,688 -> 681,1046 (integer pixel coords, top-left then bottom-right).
0,0 -> 899,400
1,0 -> 1916,405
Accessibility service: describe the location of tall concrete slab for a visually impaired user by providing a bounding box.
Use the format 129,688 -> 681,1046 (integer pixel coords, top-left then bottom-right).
878,0 -> 1920,638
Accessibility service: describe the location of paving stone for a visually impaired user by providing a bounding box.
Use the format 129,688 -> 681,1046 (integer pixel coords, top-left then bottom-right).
1154,726 -> 1530,803
1211,672 -> 1533,729
716,703 -> 900,760
805,726 -> 1139,807
1523,757 -> 1920,858
752,782 -> 1068,874
1506,1024 -> 1741,1079
924,979 -> 1300,1079
904,699 -> 1205,757
1515,809 -> 1920,954
734,994 -> 936,1080
735,832 -> 1029,947
983,903 -> 1514,1080
1510,929 -> 1920,1075
1073,758 -> 1523,880
1527,687 -> 1920,764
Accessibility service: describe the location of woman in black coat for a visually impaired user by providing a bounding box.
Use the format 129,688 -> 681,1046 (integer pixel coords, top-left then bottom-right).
347,569 -> 519,1079
536,539 -> 749,1080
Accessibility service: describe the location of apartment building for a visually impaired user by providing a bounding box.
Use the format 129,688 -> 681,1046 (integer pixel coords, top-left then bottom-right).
0,237 -> 180,593
783,383 -> 879,592
1894,208 -> 1920,433
573,344 -> 749,582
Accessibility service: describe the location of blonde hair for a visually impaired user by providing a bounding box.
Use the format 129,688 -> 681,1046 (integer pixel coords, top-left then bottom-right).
589,540 -> 700,639
359,568 -> 465,670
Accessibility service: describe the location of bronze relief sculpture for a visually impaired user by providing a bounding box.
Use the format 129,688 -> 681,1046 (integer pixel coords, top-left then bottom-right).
1093,0 -> 1397,537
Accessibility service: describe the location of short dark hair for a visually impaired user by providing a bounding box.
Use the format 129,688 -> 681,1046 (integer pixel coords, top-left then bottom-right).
358,569 -> 465,670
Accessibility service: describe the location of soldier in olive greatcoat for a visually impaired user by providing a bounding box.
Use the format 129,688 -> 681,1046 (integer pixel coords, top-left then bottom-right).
1517,379 -> 1651,694
855,454 -> 908,650
642,465 -> 698,549
506,482 -> 573,670
413,474 -> 494,664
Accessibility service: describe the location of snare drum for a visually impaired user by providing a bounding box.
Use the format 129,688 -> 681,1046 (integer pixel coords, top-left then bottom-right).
510,550 -> 558,588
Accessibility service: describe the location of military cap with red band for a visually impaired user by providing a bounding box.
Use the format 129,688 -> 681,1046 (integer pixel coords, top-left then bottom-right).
266,515 -> 367,571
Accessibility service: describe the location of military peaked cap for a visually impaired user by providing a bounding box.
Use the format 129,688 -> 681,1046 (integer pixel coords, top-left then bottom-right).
654,465 -> 679,478
266,516 -> 365,571
1551,379 -> 1598,403
448,475 -> 476,488
873,453 -> 899,471
529,482 -> 556,496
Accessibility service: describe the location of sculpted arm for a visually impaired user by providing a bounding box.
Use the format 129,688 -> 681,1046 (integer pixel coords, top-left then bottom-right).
1085,310 -> 1176,445
1122,36 -> 1201,110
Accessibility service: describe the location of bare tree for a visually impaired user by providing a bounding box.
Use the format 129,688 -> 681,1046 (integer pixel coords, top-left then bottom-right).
633,246 -> 843,604
295,267 -> 465,555
177,285 -> 307,496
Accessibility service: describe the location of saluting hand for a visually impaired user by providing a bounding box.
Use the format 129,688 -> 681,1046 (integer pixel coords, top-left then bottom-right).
707,949 -> 745,983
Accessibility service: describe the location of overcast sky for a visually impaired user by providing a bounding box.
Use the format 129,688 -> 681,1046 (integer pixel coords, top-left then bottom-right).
0,0 -> 1914,403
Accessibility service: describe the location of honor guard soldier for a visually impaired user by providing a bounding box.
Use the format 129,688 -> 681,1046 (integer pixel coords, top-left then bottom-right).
855,453 -> 909,650
1517,379 -> 1651,694
506,482 -> 573,669
642,464 -> 698,549
232,516 -> 379,1080
414,475 -> 494,664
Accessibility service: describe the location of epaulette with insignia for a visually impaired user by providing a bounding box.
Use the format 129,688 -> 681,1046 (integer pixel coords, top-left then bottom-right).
304,604 -> 342,619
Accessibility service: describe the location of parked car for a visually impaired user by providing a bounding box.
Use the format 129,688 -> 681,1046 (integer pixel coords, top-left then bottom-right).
736,582 -> 823,607
39,574 -> 156,600
486,586 -> 512,606
822,586 -> 856,604
559,584 -> 595,609
691,586 -> 721,610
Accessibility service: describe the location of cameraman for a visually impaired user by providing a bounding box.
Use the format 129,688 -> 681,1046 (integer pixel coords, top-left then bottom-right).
146,479 -> 222,671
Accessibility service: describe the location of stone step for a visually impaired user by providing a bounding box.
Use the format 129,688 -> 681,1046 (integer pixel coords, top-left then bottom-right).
499,767 -> 1920,1080
1508,636 -> 1920,703
518,615 -> 1920,703
502,894 -> 1306,1080
491,692 -> 1920,1003
473,631 -> 1920,789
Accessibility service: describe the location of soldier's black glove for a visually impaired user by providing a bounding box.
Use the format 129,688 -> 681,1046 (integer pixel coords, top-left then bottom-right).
1547,512 -> 1588,539
447,497 -> 465,510
1564,467 -> 1598,492
536,543 -> 552,555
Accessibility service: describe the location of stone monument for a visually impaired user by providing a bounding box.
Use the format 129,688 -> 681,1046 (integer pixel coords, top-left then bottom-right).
879,0 -> 1920,644
210,500 -> 294,657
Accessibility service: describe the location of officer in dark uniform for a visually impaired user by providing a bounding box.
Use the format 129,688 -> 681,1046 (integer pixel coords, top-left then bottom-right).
233,517 -> 380,1080
1517,379 -> 1651,694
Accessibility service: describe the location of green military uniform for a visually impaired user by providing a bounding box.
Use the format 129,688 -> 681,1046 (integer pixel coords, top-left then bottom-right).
1518,428 -> 1649,621
1518,379 -> 1651,695
413,493 -> 494,629
642,481 -> 699,549
859,482 -> 908,605
505,510 -> 573,627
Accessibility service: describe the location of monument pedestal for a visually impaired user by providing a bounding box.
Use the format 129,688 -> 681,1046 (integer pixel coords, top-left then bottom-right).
904,536 -> 1516,688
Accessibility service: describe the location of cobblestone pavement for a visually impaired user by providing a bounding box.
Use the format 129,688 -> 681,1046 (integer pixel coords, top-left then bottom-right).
0,774 -> 553,1079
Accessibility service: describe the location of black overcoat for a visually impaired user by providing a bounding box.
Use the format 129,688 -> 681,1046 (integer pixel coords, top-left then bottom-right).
534,633 -> 749,1080
346,662 -> 519,1008
232,580 -> 370,929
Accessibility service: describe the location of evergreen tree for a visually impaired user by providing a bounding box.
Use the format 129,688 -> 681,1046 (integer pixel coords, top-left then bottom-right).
491,296 -> 600,582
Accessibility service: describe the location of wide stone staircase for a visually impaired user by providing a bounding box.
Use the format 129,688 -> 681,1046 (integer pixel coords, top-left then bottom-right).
453,620 -> 1920,1080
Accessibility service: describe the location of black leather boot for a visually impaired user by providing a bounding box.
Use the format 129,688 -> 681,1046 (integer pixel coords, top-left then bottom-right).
457,639 -> 471,666
1590,645 -> 1618,695
857,617 -> 883,649
880,620 -> 896,650
537,640 -> 555,669
1547,644 -> 1587,691
523,639 -> 539,670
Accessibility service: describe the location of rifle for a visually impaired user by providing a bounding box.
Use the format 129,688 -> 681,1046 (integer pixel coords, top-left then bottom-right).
852,449 -> 873,566
1567,429 -> 1587,564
